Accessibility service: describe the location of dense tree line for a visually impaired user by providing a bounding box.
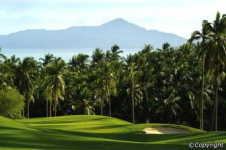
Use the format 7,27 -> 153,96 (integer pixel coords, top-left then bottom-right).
0,12 -> 226,131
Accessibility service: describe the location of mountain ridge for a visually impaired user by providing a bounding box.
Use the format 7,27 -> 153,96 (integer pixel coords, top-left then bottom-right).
0,18 -> 187,49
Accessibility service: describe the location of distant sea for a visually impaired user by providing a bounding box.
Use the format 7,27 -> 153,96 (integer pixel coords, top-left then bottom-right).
2,48 -> 141,62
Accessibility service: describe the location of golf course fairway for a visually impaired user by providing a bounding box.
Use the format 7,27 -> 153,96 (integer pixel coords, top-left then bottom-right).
0,115 -> 225,150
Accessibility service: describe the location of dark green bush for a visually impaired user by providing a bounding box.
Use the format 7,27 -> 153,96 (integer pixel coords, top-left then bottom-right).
0,88 -> 24,118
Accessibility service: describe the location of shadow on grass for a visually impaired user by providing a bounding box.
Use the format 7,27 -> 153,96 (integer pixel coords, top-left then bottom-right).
1,122 -> 226,150
0,131 -> 187,150
48,128 -> 226,144
0,126 -> 225,150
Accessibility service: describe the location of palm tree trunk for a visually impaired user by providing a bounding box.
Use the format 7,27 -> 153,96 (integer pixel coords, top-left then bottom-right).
27,99 -> 30,118
211,65 -> 218,131
46,99 -> 48,117
55,100 -> 57,117
55,86 -> 58,117
132,93 -> 135,124
101,97 -> 103,116
49,101 -> 52,117
132,81 -> 135,124
167,111 -> 170,124
22,107 -> 25,118
200,53 -> 205,130
109,95 -> 111,117
214,65 -> 219,131
144,89 -> 150,123
215,85 -> 218,131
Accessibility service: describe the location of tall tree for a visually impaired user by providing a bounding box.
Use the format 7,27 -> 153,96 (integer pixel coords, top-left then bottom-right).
205,12 -> 226,131
0,47 -> 7,61
101,61 -> 117,117
13,57 -> 38,118
91,48 -> 105,115
44,57 -> 66,117
137,45 -> 154,122
157,92 -> 181,124
110,44 -> 123,61
126,54 -> 140,123
189,21 -> 210,130
39,53 -> 54,67
68,54 -> 89,73
39,54 -> 54,117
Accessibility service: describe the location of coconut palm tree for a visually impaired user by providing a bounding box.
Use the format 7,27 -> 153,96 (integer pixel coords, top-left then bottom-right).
69,80 -> 95,115
44,57 -> 66,117
110,44 -> 123,61
102,61 -> 117,117
204,12 -> 226,131
125,54 -> 141,123
39,53 -> 54,67
157,93 -> 181,124
13,57 -> 38,118
90,48 -> 105,115
39,54 -> 54,117
189,21 -> 210,130
68,54 -> 89,72
91,48 -> 105,67
0,63 -> 12,89
0,47 -> 7,61
0,55 -> 19,89
92,73 -> 105,115
137,45 -> 154,122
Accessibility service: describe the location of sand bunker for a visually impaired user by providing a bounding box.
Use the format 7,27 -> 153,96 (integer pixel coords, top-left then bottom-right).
143,127 -> 190,134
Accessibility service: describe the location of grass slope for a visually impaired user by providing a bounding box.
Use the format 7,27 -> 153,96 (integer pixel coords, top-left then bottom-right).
0,115 -> 225,150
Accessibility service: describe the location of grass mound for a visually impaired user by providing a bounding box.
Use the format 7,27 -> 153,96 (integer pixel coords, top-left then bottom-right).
17,115 -> 202,133
0,115 -> 225,150
18,115 -> 132,133
0,116 -> 35,131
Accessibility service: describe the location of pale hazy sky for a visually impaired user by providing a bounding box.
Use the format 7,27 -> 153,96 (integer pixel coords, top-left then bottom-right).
0,0 -> 225,38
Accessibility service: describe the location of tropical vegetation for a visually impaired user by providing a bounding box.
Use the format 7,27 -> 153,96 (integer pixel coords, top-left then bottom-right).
0,12 -> 226,133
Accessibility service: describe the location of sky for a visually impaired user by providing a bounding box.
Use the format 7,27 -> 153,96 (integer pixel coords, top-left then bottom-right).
0,0 -> 225,38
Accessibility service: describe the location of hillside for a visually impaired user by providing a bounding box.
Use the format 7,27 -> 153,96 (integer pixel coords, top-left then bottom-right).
0,18 -> 186,49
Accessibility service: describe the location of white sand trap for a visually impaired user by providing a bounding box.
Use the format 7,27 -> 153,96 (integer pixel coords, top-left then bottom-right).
143,127 -> 190,134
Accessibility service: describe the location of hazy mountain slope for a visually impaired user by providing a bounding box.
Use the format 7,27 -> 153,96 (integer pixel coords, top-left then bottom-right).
0,18 -> 186,49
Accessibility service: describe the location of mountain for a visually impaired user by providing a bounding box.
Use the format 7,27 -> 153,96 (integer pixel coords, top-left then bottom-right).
0,18 -> 187,49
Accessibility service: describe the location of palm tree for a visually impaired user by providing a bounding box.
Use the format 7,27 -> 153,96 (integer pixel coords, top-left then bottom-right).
13,57 -> 38,118
0,62 -> 12,89
39,54 -> 54,117
0,47 -> 7,61
69,80 -> 95,115
44,57 -> 66,117
92,73 -> 105,115
68,54 -> 89,72
110,44 -> 123,61
39,53 -> 54,67
125,54 -> 140,123
91,48 -> 105,67
204,12 -> 226,131
189,21 -> 210,130
92,49 -> 118,117
157,93 -> 181,124
137,45 -> 154,122
90,48 -> 105,115
141,44 -> 153,54
102,61 -> 117,117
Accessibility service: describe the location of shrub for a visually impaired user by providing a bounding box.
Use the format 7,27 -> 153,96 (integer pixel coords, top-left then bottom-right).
0,88 -> 24,118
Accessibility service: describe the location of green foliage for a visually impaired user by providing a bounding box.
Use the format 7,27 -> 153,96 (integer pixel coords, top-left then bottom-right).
0,88 -> 24,118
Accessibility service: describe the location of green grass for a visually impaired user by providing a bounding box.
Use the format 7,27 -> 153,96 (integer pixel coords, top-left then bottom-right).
0,115 -> 225,150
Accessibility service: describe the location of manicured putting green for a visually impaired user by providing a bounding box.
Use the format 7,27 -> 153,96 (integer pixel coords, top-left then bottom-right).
0,115 -> 225,150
